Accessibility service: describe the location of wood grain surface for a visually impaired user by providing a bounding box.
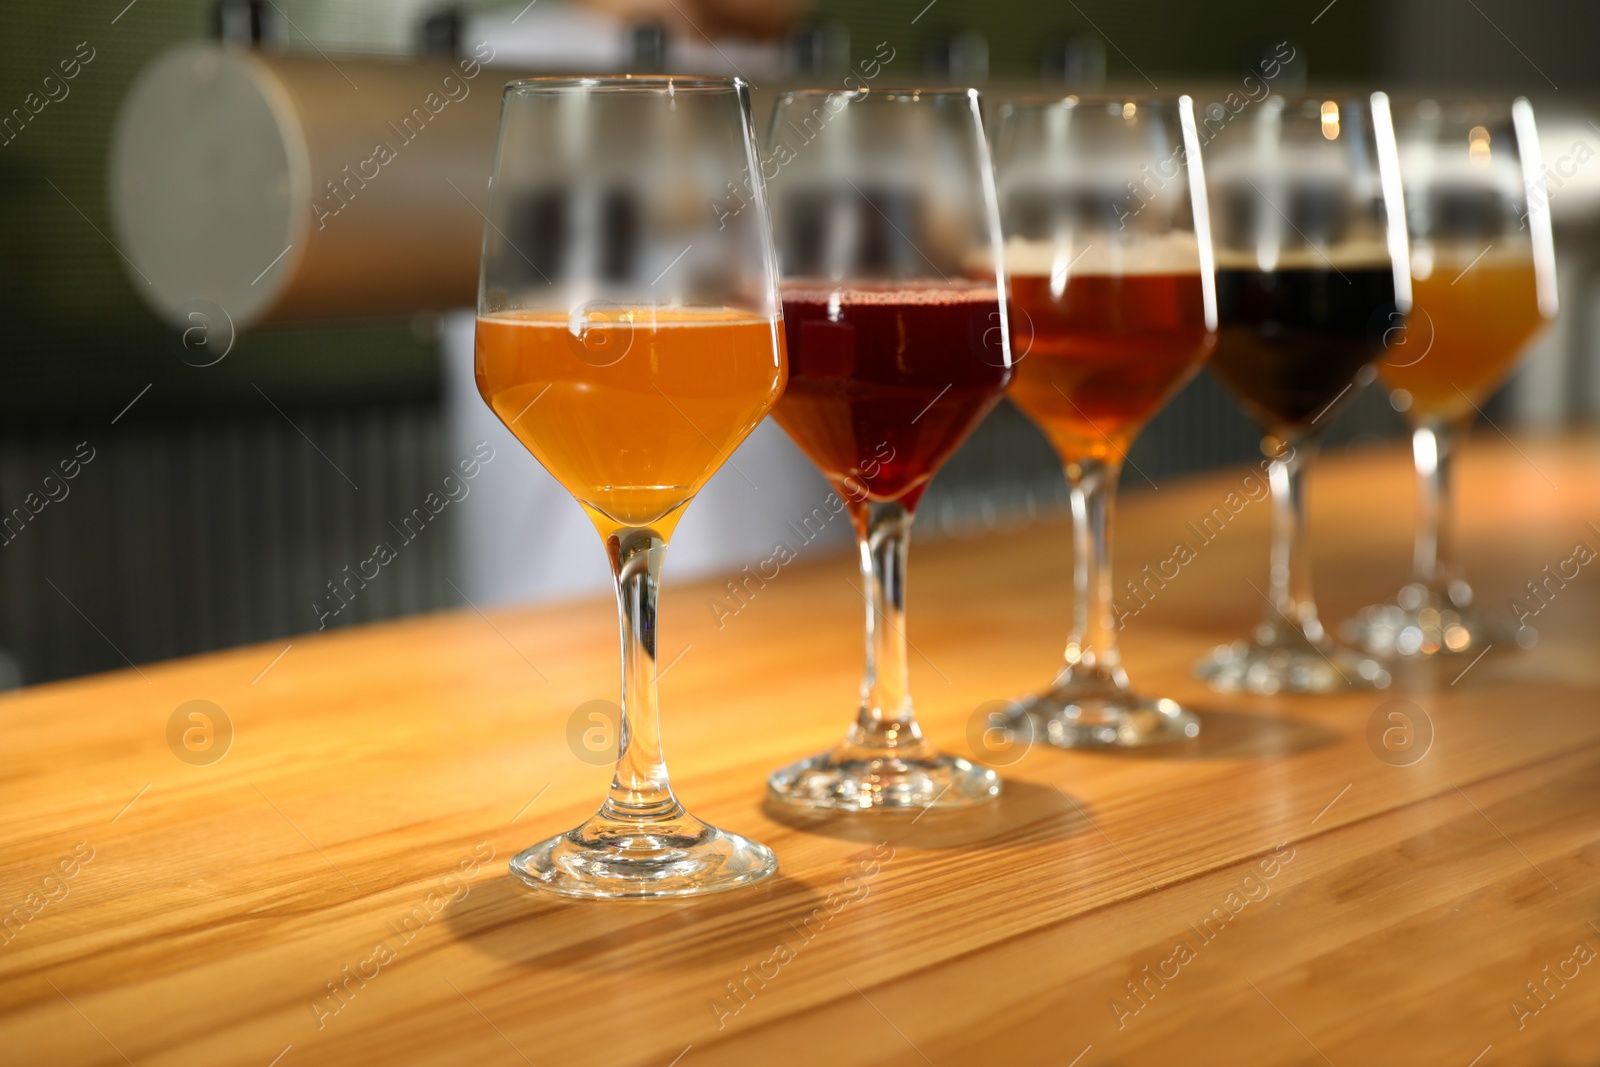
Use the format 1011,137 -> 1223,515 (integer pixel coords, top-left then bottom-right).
2,433 -> 1598,1067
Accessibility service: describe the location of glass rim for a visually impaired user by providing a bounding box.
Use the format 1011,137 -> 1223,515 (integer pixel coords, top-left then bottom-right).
502,74 -> 748,95
777,86 -> 981,103
996,93 -> 1184,110
1239,91 -> 1382,108
1384,93 -> 1523,117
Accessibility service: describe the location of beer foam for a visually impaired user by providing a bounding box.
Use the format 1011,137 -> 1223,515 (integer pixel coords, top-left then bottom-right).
478,306 -> 779,327
1410,239 -> 1533,278
1000,233 -> 1205,278
781,280 -> 1000,305
1212,241 -> 1396,271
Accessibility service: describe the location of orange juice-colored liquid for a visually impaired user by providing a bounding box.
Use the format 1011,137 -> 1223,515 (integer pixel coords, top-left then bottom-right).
476,307 -> 786,534
1380,250 -> 1544,422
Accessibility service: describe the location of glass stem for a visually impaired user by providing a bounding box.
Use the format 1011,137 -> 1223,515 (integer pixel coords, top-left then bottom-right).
600,527 -> 681,823
1265,433 -> 1326,643
1412,416 -> 1470,603
1062,456 -> 1126,685
847,499 -> 925,753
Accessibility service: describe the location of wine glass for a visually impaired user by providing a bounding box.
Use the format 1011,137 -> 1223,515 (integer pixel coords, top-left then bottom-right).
1193,93 -> 1408,694
476,77 -> 785,897
1346,98 -> 1558,658
762,88 -> 1012,811
993,95 -> 1217,747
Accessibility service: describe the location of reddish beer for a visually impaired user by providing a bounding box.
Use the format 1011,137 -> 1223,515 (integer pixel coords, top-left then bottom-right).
774,280 -> 1009,509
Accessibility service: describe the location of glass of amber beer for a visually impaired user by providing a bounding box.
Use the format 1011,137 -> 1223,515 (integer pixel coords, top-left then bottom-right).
1346,98 -> 1558,658
475,78 -> 786,897
992,96 -> 1217,746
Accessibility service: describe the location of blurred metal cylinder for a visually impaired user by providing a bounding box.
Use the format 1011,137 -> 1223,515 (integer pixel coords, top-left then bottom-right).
109,42 -> 508,331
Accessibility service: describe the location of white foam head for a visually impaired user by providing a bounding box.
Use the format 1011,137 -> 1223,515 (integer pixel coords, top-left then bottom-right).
1211,241 -> 1396,271
1001,231 -> 1205,278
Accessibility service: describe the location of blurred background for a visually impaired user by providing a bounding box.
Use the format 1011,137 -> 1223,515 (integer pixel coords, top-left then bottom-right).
3,0 -> 1599,687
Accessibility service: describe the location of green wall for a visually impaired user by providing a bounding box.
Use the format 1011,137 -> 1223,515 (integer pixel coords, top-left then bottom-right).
0,0 -> 1378,424
813,0 -> 1378,79
0,0 -> 437,425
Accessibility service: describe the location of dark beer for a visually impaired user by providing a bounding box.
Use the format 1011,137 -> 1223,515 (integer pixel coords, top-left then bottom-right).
1209,250 -> 1398,431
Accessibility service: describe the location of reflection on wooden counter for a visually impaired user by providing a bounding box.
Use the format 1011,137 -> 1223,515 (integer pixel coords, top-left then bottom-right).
0,436 -> 1598,1065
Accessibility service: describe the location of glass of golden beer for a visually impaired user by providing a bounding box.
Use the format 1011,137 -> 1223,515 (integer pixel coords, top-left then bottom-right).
1346,99 -> 1558,659
476,78 -> 786,897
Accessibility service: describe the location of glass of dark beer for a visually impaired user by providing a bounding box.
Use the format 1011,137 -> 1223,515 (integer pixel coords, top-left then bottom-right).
1194,93 -> 1409,694
1346,98 -> 1559,659
992,95 -> 1217,746
762,88 -> 1013,811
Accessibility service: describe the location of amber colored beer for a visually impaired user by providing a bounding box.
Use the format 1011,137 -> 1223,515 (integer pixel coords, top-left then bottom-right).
1007,271 -> 1214,462
475,307 -> 786,533
1380,247 -> 1543,421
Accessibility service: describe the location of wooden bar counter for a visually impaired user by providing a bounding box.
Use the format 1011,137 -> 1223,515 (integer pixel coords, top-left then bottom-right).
3,435 -> 1599,1066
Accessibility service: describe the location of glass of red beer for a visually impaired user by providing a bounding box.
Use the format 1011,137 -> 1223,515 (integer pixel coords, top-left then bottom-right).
992,96 -> 1217,747
762,88 -> 1013,811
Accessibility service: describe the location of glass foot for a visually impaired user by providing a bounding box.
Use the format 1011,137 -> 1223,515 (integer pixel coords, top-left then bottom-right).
1195,623 -> 1390,695
1008,679 -> 1200,749
767,747 -> 999,812
509,808 -> 776,899
1345,582 -> 1536,658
